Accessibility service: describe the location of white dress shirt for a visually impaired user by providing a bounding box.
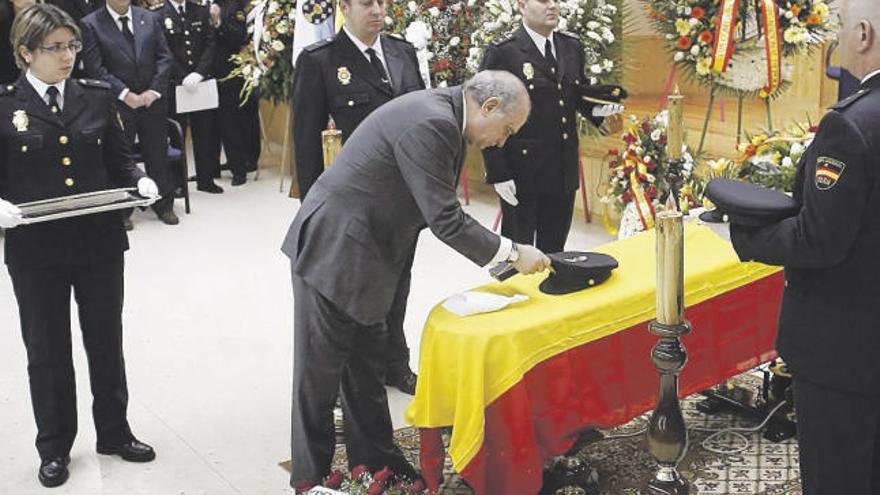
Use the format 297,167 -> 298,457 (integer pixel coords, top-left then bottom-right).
26,71 -> 66,111
343,26 -> 392,86
861,69 -> 880,85
523,23 -> 556,59
105,6 -> 162,100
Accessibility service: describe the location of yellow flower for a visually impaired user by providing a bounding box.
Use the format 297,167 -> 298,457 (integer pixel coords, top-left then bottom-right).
675,18 -> 691,36
708,158 -> 730,172
737,142 -> 750,153
812,2 -> 829,19
696,57 -> 712,75
772,152 -> 782,164
751,134 -> 767,145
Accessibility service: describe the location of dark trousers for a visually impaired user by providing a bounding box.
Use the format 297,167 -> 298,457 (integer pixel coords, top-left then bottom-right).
794,376 -> 880,494
8,255 -> 132,461
213,78 -> 261,177
385,250 -> 414,375
168,90 -> 221,187
119,102 -> 173,211
290,272 -> 410,484
500,191 -> 576,253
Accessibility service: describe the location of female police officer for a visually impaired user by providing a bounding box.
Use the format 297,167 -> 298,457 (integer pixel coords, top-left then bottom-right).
0,4 -> 158,487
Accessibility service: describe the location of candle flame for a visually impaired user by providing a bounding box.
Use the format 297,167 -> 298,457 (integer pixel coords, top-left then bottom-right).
665,194 -> 678,213
673,84 -> 681,95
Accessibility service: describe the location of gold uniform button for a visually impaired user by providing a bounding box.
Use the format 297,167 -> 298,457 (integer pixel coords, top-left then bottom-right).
561,117 -> 567,124
62,157 -> 72,166
557,84 -> 562,90
186,50 -> 192,55
21,145 -> 28,152
65,178 -> 74,187
559,100 -> 564,107
185,30 -> 190,35
528,84 -> 534,90
522,149 -> 528,155
97,138 -> 102,145
347,100 -> 354,106
59,135 -> 69,144
185,40 -> 191,46
551,67 -> 556,74
562,133 -> 569,140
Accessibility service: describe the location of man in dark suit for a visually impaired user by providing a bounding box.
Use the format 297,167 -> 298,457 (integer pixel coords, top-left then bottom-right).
1,4 -> 157,487
80,0 -> 179,225
281,71 -> 551,492
209,0 -> 258,185
158,0 -> 222,193
291,0 -> 426,394
730,1 -> 880,492
479,0 -> 623,253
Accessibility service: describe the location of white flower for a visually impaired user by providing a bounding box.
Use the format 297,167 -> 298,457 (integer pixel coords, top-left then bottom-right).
266,1 -> 278,14
590,77 -> 598,84
242,65 -> 252,76
782,156 -> 793,168
690,44 -> 700,56
499,12 -> 510,23
252,68 -> 262,79
407,1 -> 417,12
651,129 -> 662,141
429,6 -> 440,17
385,16 -> 392,25
602,28 -> 615,43
790,142 -> 804,157
590,64 -> 603,74
689,18 -> 699,27
647,174 -> 656,183
450,36 -> 461,47
271,40 -> 284,51
603,59 -> 614,71
587,21 -> 600,30
587,31 -> 602,42
558,18 -> 568,31
438,80 -> 448,87
276,21 -> 288,34
785,10 -> 794,19
674,52 -> 685,62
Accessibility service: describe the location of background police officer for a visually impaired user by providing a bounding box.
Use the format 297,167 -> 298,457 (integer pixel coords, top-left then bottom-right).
291,0 -> 425,394
159,0 -> 222,193
0,4 -> 158,487
479,0 -> 623,253
730,0 -> 880,492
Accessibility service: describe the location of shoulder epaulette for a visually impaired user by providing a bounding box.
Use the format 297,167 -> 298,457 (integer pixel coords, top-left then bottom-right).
304,38 -> 334,52
0,84 -> 16,96
831,86 -> 875,111
77,79 -> 111,90
384,32 -> 411,44
491,36 -> 515,47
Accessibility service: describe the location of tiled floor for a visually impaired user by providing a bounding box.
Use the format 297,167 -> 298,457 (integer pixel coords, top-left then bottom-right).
0,170 -> 614,494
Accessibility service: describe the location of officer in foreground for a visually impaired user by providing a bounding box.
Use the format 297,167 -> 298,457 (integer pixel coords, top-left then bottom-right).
729,0 -> 880,492
0,4 -> 158,487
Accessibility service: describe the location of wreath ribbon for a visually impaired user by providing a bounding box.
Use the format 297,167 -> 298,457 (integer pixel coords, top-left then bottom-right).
246,0 -> 268,70
711,0 -> 783,94
629,171 -> 656,231
710,0 -> 740,73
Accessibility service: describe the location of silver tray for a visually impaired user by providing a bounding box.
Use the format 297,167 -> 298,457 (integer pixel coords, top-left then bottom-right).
17,188 -> 157,225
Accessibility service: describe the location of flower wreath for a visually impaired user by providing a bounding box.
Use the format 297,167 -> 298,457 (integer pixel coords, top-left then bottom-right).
601,111 -> 697,234
387,0 -> 481,88
227,0 -> 297,104
643,0 -> 834,98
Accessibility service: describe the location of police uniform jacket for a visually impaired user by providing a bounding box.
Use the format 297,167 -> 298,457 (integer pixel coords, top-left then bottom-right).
479,26 -> 602,196
0,76 -> 146,267
292,29 -> 425,199
159,0 -> 216,84
731,73 -> 880,396
211,0 -> 246,80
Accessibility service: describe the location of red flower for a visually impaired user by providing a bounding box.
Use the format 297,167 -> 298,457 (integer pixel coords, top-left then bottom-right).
677,36 -> 692,50
623,166 -> 634,175
431,59 -> 452,71
352,465 -> 370,480
608,160 -> 619,168
373,467 -> 393,484
621,191 -> 632,203
647,185 -> 658,198
608,148 -> 619,155
294,480 -> 316,493
645,160 -> 657,172
658,135 -> 667,146
325,470 -> 345,489
699,31 -> 714,45
623,133 -> 637,145
809,125 -> 818,132
641,122 -> 651,133
691,6 -> 705,20
428,0 -> 443,8
368,480 -> 387,495
409,479 -> 426,493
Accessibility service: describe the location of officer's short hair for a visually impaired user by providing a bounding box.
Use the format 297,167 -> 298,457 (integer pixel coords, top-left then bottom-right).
11,3 -> 81,70
464,70 -> 531,115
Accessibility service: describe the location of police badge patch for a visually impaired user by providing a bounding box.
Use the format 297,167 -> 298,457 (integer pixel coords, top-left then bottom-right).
815,156 -> 846,190
302,0 -> 333,24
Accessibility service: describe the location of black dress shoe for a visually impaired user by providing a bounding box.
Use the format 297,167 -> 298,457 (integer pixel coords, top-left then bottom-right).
231,175 -> 247,186
122,217 -> 134,231
97,439 -> 156,462
155,208 -> 179,225
386,369 -> 417,395
197,182 -> 224,194
38,456 -> 70,488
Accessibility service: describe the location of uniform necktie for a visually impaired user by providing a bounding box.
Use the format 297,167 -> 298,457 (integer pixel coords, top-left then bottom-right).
178,5 -> 185,17
365,48 -> 391,90
46,86 -> 61,114
544,39 -> 557,72
119,15 -> 135,47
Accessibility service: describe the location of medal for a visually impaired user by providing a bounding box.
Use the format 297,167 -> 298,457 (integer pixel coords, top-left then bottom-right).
523,63 -> 534,80
12,110 -> 28,132
337,66 -> 351,85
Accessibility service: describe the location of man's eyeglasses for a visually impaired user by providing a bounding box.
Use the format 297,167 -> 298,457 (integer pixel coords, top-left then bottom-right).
38,41 -> 83,55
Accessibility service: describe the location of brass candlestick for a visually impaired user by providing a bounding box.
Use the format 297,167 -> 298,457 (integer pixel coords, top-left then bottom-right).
666,86 -> 686,208
321,128 -> 343,170
644,197 -> 691,495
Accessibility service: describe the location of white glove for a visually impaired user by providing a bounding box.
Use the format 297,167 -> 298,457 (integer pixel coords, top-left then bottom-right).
494,180 -> 518,206
182,72 -> 204,87
704,221 -> 730,241
137,177 -> 160,198
0,198 -> 23,229
591,103 -> 625,118
209,3 -> 221,27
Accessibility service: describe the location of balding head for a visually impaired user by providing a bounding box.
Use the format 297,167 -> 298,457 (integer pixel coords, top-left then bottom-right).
838,0 -> 880,79
463,70 -> 531,149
